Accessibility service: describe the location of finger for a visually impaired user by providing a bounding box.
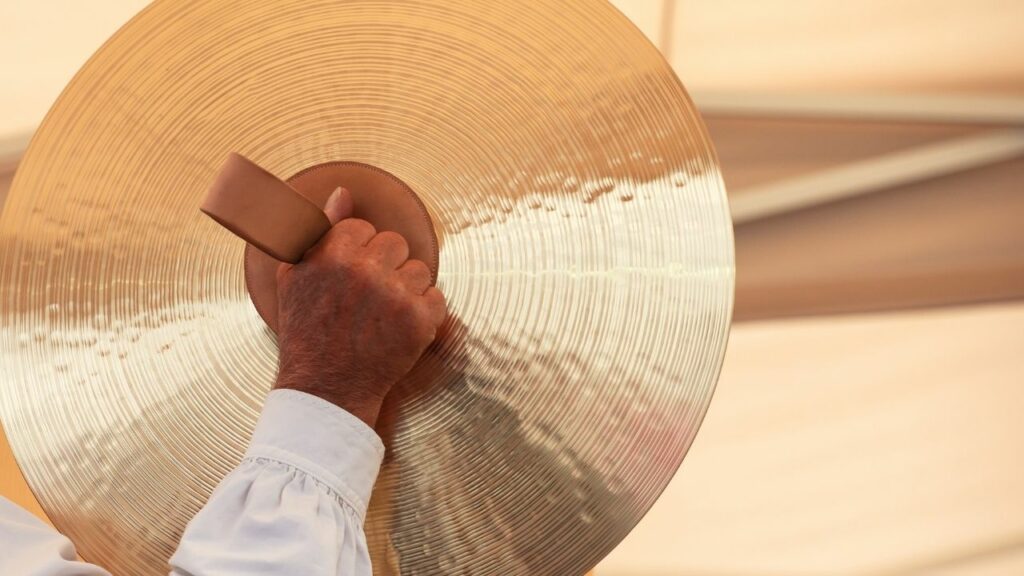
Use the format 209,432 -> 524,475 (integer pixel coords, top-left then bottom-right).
275,261 -> 293,283
327,217 -> 377,247
421,286 -> 448,326
323,187 -> 354,225
307,218 -> 376,261
397,259 -> 432,294
366,231 -> 409,270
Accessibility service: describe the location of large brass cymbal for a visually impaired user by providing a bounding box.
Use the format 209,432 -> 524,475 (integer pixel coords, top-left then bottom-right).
0,1 -> 733,574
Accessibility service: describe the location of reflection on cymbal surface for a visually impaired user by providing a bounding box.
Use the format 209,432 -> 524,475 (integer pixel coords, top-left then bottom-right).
0,0 -> 733,574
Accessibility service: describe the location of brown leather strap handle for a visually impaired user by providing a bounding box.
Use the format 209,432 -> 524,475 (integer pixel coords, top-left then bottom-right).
201,153 -> 331,263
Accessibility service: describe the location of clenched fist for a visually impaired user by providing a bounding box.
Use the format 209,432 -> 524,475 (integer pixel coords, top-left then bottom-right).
273,187 -> 447,426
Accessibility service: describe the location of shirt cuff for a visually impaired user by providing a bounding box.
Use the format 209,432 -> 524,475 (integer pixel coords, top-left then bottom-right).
245,389 -> 385,519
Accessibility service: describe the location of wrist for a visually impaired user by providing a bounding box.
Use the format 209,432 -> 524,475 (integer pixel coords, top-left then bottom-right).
273,376 -> 387,428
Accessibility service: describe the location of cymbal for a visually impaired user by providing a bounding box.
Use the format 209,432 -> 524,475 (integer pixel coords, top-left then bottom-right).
0,0 -> 733,574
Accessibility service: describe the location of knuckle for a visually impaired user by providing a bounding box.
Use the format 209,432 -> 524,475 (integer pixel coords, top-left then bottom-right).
398,291 -> 421,314
403,259 -> 430,277
339,217 -> 376,238
409,304 -> 435,335
314,231 -> 351,259
310,246 -> 367,279
376,230 -> 408,250
346,258 -> 378,280
424,286 -> 446,309
387,286 -> 419,313
321,243 -> 354,267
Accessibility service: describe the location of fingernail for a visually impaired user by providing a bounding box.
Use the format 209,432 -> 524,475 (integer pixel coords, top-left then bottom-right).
325,186 -> 342,210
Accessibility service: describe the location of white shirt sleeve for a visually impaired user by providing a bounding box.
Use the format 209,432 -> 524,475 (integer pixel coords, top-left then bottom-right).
0,389 -> 384,576
0,497 -> 111,576
170,389 -> 384,575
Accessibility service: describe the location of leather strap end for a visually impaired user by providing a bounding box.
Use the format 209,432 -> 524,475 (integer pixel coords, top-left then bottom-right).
201,153 -> 332,263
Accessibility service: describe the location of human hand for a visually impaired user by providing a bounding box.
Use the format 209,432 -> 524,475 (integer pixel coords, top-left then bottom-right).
273,187 -> 447,426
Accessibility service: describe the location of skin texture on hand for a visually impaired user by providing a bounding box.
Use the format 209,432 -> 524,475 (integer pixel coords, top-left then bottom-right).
273,187 -> 447,427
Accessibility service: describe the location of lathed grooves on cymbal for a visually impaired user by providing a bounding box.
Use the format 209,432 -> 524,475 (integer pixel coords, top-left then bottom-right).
0,1 -> 733,574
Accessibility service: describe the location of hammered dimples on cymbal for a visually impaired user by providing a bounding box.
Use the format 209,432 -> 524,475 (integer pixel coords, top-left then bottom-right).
0,1 -> 734,574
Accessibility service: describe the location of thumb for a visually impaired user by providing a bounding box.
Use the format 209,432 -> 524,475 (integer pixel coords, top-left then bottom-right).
323,187 -> 354,225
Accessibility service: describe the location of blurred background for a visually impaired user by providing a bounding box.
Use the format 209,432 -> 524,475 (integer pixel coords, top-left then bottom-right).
2,1 -> 1022,575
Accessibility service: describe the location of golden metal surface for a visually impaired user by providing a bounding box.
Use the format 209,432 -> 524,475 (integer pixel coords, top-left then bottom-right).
0,0 -> 733,574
